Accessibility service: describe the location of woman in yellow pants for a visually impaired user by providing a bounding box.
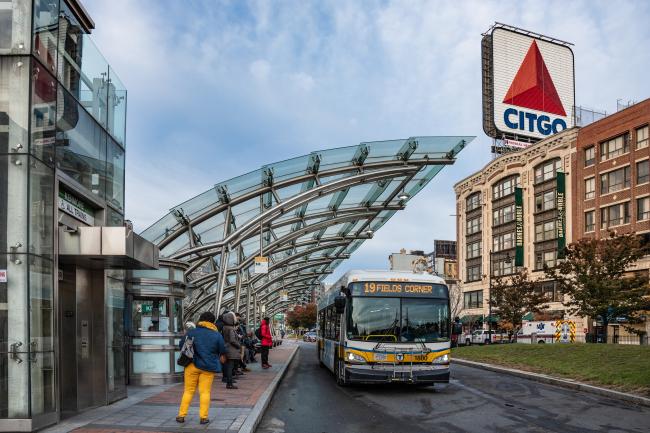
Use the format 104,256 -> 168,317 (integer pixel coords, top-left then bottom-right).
177,311 -> 226,425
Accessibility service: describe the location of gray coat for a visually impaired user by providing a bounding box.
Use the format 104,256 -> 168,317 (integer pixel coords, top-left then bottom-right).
222,312 -> 241,360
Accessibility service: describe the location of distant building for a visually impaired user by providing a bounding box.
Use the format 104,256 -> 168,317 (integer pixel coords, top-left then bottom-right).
388,249 -> 429,272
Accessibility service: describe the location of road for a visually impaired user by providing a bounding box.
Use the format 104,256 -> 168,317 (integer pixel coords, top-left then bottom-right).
256,341 -> 650,433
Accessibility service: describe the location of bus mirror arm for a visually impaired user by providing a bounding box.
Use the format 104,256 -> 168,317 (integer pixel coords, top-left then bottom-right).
334,295 -> 346,314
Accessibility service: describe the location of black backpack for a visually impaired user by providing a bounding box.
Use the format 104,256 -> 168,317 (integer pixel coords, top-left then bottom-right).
255,327 -> 262,339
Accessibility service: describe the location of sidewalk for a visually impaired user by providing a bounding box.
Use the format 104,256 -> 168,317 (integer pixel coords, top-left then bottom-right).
42,341 -> 299,433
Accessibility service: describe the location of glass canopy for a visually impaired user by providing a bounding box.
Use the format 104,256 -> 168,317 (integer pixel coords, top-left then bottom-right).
140,136 -> 473,319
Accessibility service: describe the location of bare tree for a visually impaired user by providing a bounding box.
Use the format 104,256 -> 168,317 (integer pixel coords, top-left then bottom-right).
448,282 -> 464,321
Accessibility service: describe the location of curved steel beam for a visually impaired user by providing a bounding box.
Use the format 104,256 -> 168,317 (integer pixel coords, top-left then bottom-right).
170,166 -> 418,259
189,238 -> 352,287
186,212 -> 374,288
158,157 -> 449,250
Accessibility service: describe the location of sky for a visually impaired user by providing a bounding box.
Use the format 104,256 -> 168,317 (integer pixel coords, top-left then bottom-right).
83,0 -> 650,283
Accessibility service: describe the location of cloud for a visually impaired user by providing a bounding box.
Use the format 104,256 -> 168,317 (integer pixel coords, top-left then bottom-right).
250,59 -> 271,82
80,0 -> 650,284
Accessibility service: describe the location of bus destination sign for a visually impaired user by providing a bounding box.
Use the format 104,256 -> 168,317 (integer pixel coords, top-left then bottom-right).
350,282 -> 447,298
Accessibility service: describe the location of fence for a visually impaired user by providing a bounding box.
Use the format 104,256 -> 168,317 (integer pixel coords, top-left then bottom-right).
513,333 -> 648,345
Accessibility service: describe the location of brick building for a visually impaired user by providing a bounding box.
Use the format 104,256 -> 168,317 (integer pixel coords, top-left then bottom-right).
573,98 -> 650,337
455,97 -> 650,338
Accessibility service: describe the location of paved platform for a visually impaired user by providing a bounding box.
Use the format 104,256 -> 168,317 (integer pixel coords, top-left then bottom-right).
41,341 -> 298,433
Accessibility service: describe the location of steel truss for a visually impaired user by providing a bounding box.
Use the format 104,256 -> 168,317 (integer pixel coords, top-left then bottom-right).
140,136 -> 472,321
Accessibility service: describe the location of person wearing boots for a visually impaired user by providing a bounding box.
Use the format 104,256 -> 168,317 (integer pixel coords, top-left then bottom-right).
222,311 -> 241,389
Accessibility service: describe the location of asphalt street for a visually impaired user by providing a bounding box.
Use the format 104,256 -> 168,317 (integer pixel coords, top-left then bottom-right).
256,341 -> 650,433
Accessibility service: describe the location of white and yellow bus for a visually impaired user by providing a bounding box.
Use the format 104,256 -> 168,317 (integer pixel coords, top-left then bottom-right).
317,270 -> 451,385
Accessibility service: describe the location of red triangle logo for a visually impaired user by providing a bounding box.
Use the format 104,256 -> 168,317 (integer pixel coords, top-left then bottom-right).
502,40 -> 566,116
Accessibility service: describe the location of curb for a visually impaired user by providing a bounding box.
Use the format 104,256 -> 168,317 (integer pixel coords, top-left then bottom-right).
239,344 -> 300,433
453,358 -> 650,408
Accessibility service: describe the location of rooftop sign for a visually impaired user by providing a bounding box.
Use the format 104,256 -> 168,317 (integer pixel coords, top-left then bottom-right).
483,24 -> 575,143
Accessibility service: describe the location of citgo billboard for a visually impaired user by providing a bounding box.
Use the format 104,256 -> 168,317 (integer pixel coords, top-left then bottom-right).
483,25 -> 575,142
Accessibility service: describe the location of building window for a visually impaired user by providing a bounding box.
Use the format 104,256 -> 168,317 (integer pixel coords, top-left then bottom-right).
638,197 -> 649,221
637,125 -> 648,149
464,290 -> 483,309
600,166 -> 631,194
600,202 -> 631,229
493,204 -> 515,225
584,146 -> 595,167
585,178 -> 595,200
600,134 -> 629,161
535,220 -> 556,242
493,232 -> 514,252
493,176 -> 519,200
466,265 -> 481,282
467,241 -> 482,259
584,210 -> 595,232
535,251 -> 557,270
492,257 -> 514,277
637,160 -> 649,185
466,216 -> 482,235
466,193 -> 481,211
536,281 -> 562,302
535,189 -> 556,212
534,159 -> 562,184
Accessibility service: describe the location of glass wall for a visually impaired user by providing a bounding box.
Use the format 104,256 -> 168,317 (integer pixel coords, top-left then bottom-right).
127,261 -> 188,385
0,0 -> 31,55
56,85 -> 107,197
106,272 -> 126,402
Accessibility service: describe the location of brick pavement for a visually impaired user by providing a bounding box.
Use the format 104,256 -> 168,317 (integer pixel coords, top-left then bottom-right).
41,342 -> 297,433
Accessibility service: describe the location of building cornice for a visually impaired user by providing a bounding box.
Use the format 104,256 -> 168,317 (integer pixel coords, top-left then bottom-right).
454,128 -> 579,196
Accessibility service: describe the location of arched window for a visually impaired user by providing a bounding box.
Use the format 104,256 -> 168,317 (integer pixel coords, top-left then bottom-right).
466,192 -> 481,211
492,176 -> 519,200
534,158 -> 562,184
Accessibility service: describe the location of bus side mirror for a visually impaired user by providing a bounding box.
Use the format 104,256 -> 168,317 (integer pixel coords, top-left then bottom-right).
334,296 -> 346,314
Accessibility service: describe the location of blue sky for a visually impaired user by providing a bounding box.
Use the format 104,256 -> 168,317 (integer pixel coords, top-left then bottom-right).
84,0 -> 650,283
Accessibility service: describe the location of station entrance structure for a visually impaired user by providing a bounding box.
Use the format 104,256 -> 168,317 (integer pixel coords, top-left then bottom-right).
140,136 -> 473,327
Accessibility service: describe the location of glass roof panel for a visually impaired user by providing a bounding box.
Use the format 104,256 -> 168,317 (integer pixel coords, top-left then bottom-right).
317,146 -> 360,171
172,188 -> 220,220
141,212 -> 179,243
265,155 -> 311,184
140,136 -> 474,310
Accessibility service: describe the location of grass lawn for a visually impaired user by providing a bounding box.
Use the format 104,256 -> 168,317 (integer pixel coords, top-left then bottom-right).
452,343 -> 650,396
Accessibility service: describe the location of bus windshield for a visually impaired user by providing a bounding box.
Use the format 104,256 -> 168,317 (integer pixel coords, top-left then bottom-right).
346,297 -> 449,343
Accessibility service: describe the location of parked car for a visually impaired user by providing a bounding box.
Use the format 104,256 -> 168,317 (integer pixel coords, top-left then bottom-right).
462,329 -> 508,345
303,331 -> 317,342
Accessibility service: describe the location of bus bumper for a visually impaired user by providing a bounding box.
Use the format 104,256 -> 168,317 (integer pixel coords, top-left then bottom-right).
344,365 -> 450,384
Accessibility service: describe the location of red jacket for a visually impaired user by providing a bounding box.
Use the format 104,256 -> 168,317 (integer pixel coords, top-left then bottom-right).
261,321 -> 273,347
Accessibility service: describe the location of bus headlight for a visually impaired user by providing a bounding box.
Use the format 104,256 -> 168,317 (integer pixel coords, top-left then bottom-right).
433,354 -> 449,365
346,352 -> 366,364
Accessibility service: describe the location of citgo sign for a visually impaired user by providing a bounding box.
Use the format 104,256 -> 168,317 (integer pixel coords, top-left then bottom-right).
483,25 -> 575,142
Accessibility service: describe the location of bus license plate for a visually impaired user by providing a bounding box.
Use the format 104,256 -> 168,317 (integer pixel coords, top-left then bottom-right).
374,353 -> 387,361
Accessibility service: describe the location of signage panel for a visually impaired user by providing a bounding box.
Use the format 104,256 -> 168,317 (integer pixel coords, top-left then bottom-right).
514,187 -> 524,266
556,172 -> 566,258
484,26 -> 575,141
0,269 -> 6,283
254,256 -> 269,274
58,189 -> 95,225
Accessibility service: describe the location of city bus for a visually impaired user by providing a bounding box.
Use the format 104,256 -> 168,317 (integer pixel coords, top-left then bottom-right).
317,270 -> 451,385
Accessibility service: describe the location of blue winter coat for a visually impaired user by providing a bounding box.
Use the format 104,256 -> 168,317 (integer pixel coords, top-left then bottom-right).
180,324 -> 226,373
